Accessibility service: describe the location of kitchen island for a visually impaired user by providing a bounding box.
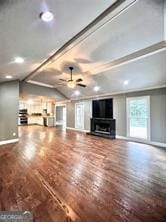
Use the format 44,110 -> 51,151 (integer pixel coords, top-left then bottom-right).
28,115 -> 55,127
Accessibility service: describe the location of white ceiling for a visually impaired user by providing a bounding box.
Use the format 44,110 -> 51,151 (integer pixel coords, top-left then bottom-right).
53,50 -> 166,99
0,0 -> 166,100
0,0 -> 114,80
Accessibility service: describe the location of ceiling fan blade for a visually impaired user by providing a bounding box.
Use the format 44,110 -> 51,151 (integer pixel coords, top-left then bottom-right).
77,83 -> 86,87
59,78 -> 67,82
76,78 -> 83,82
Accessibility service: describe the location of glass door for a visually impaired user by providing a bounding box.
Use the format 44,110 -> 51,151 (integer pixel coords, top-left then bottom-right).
127,96 -> 150,140
75,103 -> 84,130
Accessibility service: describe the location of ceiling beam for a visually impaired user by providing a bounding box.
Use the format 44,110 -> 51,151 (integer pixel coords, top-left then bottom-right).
84,41 -> 166,75
23,0 -> 137,81
28,41 -> 166,88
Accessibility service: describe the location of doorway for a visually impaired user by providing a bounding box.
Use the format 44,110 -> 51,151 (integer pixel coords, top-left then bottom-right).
75,103 -> 84,130
55,105 -> 66,128
127,96 -> 150,140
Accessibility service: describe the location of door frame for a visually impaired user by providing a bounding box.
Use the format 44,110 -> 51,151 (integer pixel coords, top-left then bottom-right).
126,96 -> 151,141
75,103 -> 84,130
55,103 -> 67,127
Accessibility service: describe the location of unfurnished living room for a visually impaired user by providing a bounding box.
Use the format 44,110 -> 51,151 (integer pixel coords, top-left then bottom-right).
0,0 -> 166,222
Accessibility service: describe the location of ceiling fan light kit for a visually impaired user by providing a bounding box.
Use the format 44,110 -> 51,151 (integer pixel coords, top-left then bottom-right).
67,80 -> 76,88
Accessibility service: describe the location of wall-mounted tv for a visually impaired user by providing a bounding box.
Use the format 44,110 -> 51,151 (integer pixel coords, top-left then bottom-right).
92,98 -> 113,119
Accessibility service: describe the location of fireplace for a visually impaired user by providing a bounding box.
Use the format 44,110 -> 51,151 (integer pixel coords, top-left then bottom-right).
95,122 -> 111,134
88,118 -> 116,139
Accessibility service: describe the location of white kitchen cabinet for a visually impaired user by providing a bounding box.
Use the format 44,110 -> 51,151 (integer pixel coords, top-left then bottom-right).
19,101 -> 55,116
42,102 -> 47,110
47,102 -> 53,114
47,117 -> 54,127
36,117 -> 43,125
43,117 -> 55,127
19,102 -> 28,110
29,103 -> 42,114
28,117 -> 43,125
28,117 -> 36,125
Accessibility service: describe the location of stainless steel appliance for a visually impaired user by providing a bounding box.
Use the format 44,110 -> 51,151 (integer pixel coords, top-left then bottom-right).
18,109 -> 28,125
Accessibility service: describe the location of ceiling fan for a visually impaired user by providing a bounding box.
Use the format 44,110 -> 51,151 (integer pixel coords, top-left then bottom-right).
59,67 -> 86,88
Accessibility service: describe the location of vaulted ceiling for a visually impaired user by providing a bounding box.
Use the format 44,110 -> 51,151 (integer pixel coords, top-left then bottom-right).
0,0 -> 166,100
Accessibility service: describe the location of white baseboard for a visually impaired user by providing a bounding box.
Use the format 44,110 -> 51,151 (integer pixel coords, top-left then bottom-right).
0,138 -> 19,146
116,135 -> 166,148
66,127 -> 89,133
66,129 -> 166,148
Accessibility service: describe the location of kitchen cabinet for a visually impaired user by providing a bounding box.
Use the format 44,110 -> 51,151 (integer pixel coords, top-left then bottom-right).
29,103 -> 42,114
19,102 -> 28,110
43,117 -> 55,127
28,117 -> 43,125
19,101 -> 55,117
47,102 -> 53,114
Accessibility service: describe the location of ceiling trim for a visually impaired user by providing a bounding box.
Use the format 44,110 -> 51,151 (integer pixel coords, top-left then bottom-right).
27,42 -> 166,89
84,41 -> 166,75
56,100 -> 71,104
27,80 -> 70,100
23,0 -> 137,81
27,80 -> 55,88
71,85 -> 166,101
42,0 -> 138,69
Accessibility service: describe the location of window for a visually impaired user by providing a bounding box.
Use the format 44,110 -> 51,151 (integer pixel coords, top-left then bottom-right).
127,96 -> 150,140
75,103 -> 84,130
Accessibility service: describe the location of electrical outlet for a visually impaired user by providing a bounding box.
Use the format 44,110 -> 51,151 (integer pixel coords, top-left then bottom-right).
13,132 -> 16,137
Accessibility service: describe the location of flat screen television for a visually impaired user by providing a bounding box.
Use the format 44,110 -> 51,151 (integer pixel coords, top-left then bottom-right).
92,98 -> 113,118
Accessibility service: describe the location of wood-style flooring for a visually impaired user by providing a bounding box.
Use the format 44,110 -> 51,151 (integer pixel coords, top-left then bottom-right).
0,125 -> 166,222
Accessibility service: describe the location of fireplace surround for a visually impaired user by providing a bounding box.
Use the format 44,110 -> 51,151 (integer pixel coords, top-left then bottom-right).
88,118 -> 116,139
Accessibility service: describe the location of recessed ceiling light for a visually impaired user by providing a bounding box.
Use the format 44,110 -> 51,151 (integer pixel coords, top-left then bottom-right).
40,11 -> 54,22
14,57 -> 24,64
75,90 -> 80,96
5,75 -> 13,79
94,86 -> 100,92
124,80 -> 129,85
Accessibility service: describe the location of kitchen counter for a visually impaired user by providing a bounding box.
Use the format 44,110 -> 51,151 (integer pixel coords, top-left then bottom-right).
27,115 -> 54,117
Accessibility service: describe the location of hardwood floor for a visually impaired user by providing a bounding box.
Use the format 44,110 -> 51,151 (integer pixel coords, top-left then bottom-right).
0,125 -> 166,222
